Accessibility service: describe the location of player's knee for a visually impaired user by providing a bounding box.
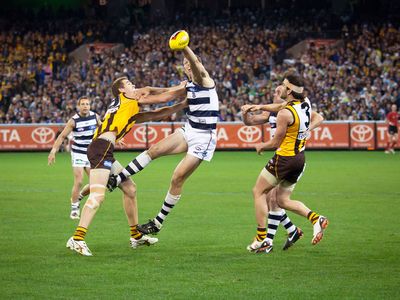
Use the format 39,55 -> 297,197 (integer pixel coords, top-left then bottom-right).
124,181 -> 137,198
277,195 -> 290,208
252,185 -> 262,197
147,146 -> 160,159
85,193 -> 104,210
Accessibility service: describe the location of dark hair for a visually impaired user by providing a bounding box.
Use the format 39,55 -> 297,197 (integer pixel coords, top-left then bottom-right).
112,76 -> 128,98
77,96 -> 90,105
285,73 -> 305,100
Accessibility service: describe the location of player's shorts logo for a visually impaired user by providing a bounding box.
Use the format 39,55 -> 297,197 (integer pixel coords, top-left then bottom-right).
31,127 -> 55,144
350,125 -> 373,142
133,126 -> 157,143
237,126 -> 261,143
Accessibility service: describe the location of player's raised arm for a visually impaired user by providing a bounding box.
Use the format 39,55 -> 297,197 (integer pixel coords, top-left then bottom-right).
245,102 -> 287,114
137,82 -> 187,105
48,119 -> 75,165
142,81 -> 188,95
134,99 -> 188,123
182,46 -> 214,88
241,105 -> 270,125
168,30 -> 214,88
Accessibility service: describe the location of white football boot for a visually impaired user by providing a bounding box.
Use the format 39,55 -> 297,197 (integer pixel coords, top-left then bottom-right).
70,209 -> 80,220
312,216 -> 329,245
130,235 -> 159,249
66,237 -> 93,256
247,238 -> 273,253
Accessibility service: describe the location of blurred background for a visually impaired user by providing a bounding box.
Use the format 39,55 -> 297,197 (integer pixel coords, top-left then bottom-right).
0,0 -> 399,150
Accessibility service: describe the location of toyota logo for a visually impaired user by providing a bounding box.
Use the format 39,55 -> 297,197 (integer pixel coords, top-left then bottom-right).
351,125 -> 374,142
237,126 -> 261,143
31,127 -> 55,144
133,126 -> 157,143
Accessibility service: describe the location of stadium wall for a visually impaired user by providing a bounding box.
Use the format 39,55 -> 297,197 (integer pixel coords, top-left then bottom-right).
0,122 -> 398,151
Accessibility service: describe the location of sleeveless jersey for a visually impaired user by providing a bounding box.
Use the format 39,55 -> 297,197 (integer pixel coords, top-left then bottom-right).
185,81 -> 219,130
71,111 -> 97,155
276,97 -> 311,156
94,93 -> 139,142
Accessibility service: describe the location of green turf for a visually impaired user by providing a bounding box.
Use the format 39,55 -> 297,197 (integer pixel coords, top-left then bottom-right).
0,151 -> 399,299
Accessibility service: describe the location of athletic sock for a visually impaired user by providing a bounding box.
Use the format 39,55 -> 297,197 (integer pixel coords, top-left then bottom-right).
130,225 -> 143,240
118,151 -> 152,184
266,210 -> 284,244
73,226 -> 87,241
77,193 -> 84,202
280,210 -> 297,236
307,211 -> 320,225
71,200 -> 79,210
256,227 -> 267,242
155,192 -> 181,224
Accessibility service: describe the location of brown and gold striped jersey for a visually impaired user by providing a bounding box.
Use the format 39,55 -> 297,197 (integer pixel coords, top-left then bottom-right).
93,93 -> 139,142
276,97 -> 311,156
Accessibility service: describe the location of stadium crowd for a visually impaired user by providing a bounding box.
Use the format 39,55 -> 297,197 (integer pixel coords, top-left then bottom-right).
0,7 -> 399,124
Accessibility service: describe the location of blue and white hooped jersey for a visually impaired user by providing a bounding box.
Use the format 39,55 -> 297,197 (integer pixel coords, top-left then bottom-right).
185,81 -> 219,131
71,111 -> 97,155
268,112 -> 277,137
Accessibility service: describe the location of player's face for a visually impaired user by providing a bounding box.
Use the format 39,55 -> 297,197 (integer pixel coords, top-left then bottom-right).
78,99 -> 90,114
273,86 -> 285,103
392,104 -> 397,112
279,84 -> 289,100
121,79 -> 136,94
183,58 -> 192,79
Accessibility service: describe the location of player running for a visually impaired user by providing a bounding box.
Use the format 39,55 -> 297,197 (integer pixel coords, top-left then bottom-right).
48,97 -> 100,219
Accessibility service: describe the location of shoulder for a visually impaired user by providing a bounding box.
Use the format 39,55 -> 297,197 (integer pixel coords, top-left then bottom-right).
278,108 -> 293,117
67,118 -> 76,128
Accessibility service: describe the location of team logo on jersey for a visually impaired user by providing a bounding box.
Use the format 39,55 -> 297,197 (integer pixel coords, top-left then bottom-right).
237,126 -> 262,143
350,125 -> 374,143
133,126 -> 157,143
31,127 -> 55,144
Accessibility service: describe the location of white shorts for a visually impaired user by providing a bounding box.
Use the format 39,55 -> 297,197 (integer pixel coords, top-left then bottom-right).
179,123 -> 217,162
71,151 -> 90,168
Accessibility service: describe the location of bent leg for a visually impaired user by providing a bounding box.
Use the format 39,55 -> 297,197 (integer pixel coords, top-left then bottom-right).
115,130 -> 188,185
276,187 -> 311,218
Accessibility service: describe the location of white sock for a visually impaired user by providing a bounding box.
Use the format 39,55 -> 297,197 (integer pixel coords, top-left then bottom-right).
155,192 -> 181,224
119,151 -> 152,183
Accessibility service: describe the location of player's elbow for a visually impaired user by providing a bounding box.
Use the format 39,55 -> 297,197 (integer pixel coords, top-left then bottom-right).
243,119 -> 252,126
271,139 -> 281,149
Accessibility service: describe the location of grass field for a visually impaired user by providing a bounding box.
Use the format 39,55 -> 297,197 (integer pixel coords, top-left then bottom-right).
0,151 -> 399,299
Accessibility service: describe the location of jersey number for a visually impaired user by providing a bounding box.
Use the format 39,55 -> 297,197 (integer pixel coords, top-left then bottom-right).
301,102 -> 310,128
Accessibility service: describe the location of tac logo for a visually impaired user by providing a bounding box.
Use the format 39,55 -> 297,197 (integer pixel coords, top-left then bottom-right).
350,125 -> 374,143
31,127 -> 55,144
237,126 -> 261,143
133,126 -> 157,143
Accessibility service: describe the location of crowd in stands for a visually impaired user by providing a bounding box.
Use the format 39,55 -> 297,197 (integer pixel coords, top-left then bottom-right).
0,6 -> 399,124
